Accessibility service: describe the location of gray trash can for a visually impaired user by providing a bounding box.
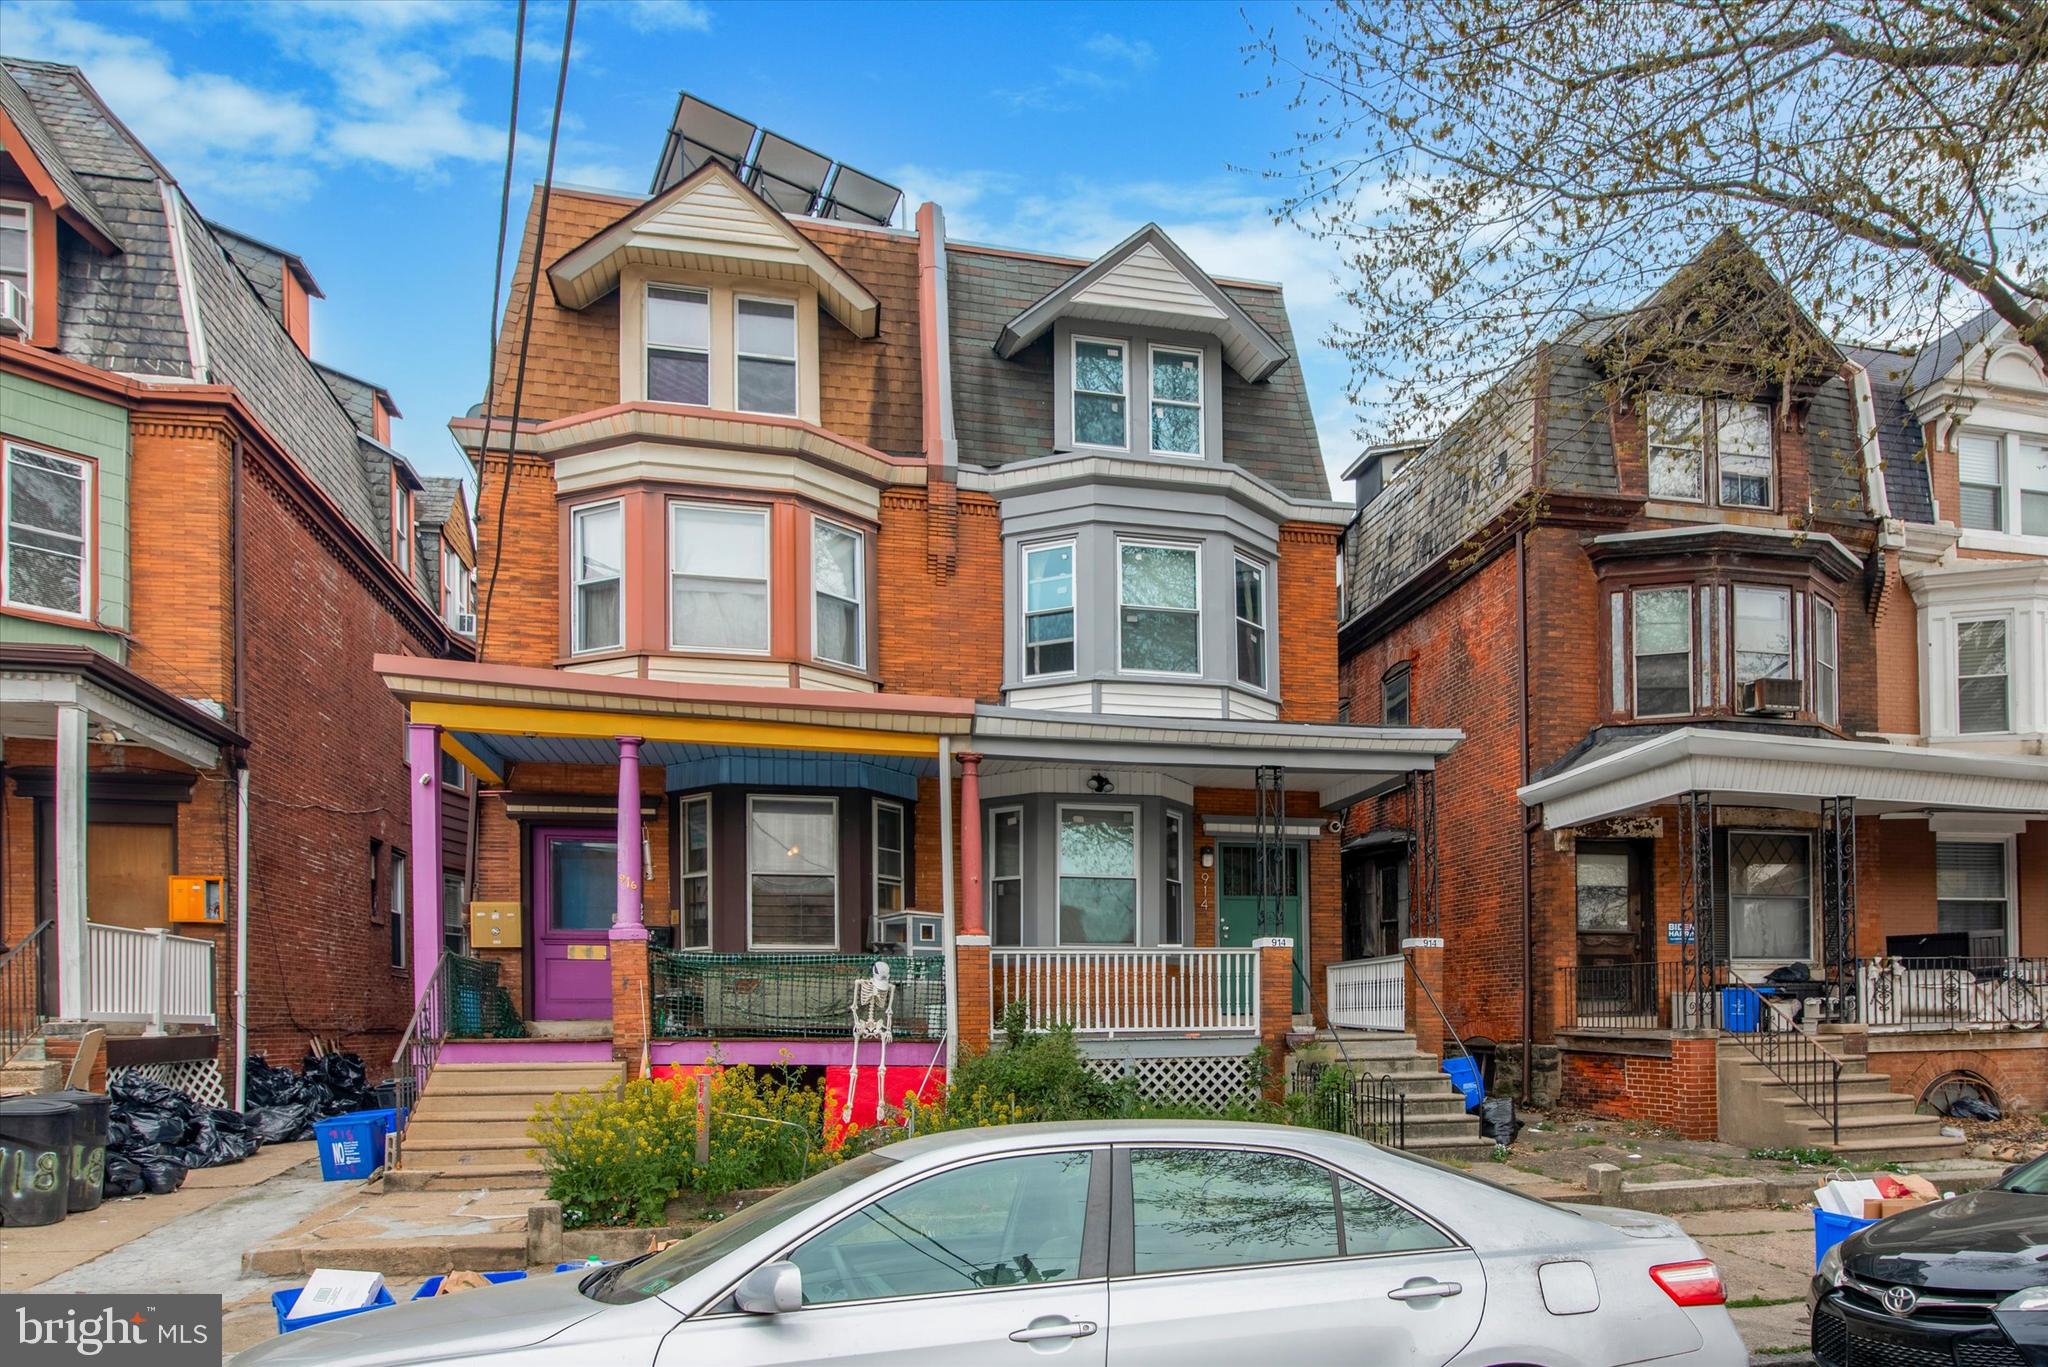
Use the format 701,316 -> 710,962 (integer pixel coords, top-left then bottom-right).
45,1088 -> 109,1212
0,1097 -> 75,1227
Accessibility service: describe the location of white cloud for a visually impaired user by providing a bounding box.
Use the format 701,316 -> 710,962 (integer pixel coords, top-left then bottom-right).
618,1 -> 713,33
1079,33 -> 1156,69
996,27 -> 1159,112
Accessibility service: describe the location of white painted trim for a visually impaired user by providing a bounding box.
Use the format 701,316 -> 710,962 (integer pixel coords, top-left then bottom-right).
676,791 -> 713,949
1161,810 -> 1186,947
732,291 -> 801,419
158,184 -> 208,380
568,498 -> 626,655
871,796 -> 905,938
1146,342 -> 1204,459
745,792 -> 840,951
641,281 -> 711,407
1053,802 -> 1140,948
810,513 -> 865,671
987,802 -> 1024,945
1589,524 -> 1858,564
1071,333 -> 1132,453
1115,536 -> 1203,679
0,198 -> 34,335
1,440 -> 95,621
53,702 -> 87,1017
1019,537 -> 1079,682
1232,552 -> 1268,691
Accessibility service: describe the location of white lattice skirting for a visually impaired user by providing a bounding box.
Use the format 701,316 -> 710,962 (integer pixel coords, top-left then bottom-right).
112,1059 -> 226,1108
1082,1052 -> 1256,1111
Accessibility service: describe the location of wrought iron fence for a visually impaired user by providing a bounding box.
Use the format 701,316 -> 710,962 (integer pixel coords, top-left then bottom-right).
1555,960 -> 1703,1031
1722,986 -> 1843,1144
651,951 -> 945,1041
1860,957 -> 2048,1032
0,920 -> 50,1066
1290,1061 -> 1407,1148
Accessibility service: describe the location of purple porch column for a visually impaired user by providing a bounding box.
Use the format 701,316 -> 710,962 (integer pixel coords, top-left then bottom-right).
612,737 -> 646,940
407,722 -> 444,1002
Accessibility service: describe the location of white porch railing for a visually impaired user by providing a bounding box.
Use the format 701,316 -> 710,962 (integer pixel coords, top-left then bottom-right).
1327,955 -> 1406,1031
84,924 -> 216,1031
991,948 -> 1260,1036
1860,958 -> 2048,1032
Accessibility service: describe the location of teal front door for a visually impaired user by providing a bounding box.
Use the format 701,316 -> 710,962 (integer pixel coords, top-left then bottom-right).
1217,843 -> 1305,1012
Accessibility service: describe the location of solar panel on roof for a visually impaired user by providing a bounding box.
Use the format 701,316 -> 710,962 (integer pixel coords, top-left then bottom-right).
819,163 -> 902,227
748,131 -> 832,216
666,94 -> 756,188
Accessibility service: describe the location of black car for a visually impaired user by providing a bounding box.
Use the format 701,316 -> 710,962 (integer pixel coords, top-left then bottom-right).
1811,1154 -> 2048,1366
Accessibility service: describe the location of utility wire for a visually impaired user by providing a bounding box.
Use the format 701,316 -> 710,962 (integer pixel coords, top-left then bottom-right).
471,0 -> 527,656
479,0 -> 576,656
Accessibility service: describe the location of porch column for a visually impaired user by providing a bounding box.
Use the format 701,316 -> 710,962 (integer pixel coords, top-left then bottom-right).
612,737 -> 645,940
53,702 -> 88,1019
958,752 -> 984,935
407,722 -> 444,1003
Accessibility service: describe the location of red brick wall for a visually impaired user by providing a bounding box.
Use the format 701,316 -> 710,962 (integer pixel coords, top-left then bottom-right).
876,489 -> 1003,703
1559,1037 -> 1719,1139
1864,1035 -> 2048,1117
1277,525 -> 1339,722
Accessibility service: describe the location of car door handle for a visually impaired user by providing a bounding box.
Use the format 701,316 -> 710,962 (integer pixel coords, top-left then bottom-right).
1009,1320 -> 1098,1342
1388,1279 -> 1462,1301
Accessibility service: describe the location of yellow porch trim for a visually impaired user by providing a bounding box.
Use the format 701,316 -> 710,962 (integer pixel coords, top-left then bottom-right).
437,730 -> 506,786
408,700 -> 943,760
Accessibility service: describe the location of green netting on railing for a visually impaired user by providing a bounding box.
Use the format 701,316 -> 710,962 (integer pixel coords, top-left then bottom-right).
447,954 -> 526,1039
650,951 -> 945,1041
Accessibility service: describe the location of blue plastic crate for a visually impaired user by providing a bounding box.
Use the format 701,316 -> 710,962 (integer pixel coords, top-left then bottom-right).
411,1270 -> 526,1299
1813,1209 -> 1878,1268
1441,1056 -> 1483,1111
312,1112 -> 392,1181
272,1286 -> 396,1333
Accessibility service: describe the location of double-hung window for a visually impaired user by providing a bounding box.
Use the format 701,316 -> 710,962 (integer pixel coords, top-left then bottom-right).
1646,393 -> 1774,508
0,201 -> 30,328
1632,587 -> 1692,716
1022,541 -> 1075,677
1233,556 -> 1267,689
1814,599 -> 1839,727
389,849 -> 409,968
735,297 -> 798,416
989,806 -> 1023,945
1956,617 -> 2011,733
2026,441 -> 2048,536
1149,345 -> 1202,456
392,485 -> 413,574
873,799 -> 905,927
1646,393 -> 1705,501
646,286 -> 710,405
1073,338 -> 1128,449
1936,841 -> 2010,954
3,443 -> 90,618
1958,432 -> 2048,537
748,796 -> 836,949
1057,806 -> 1137,945
1381,662 -> 1411,724
670,502 -> 770,651
1958,435 -> 2005,531
569,501 -> 623,653
678,794 -> 711,949
1733,586 -> 1792,691
812,519 -> 864,669
1727,831 -> 1811,960
1119,541 -> 1200,675
1715,400 -> 1774,507
1162,811 -> 1185,946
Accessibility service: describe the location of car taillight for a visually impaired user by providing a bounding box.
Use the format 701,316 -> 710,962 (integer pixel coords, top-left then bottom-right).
1650,1260 -> 1726,1307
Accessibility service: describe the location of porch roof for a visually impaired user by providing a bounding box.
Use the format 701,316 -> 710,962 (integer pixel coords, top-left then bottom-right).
374,654 -> 975,784
1,644 -> 245,771
968,705 -> 1461,809
1518,726 -> 2048,829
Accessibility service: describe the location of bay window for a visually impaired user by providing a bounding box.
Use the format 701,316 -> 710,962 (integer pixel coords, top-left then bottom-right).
647,286 -> 710,405
569,500 -> 623,653
1023,541 -> 1076,677
1149,346 -> 1202,456
1815,599 -> 1839,727
1936,841 -> 2010,954
1632,587 -> 1692,716
1119,541 -> 1200,674
670,502 -> 769,651
813,518 -> 864,669
1233,556 -> 1267,689
1057,806 -> 1138,946
678,794 -> 711,949
1960,435 -> 2004,531
873,799 -> 905,928
990,806 -> 1023,946
748,796 -> 837,949
1733,585 -> 1792,691
3,442 -> 90,618
735,297 -> 798,416
1956,617 -> 2011,733
1727,831 -> 1810,960
1073,338 -> 1128,449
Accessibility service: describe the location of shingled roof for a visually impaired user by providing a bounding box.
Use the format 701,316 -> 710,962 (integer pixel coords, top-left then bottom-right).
1842,345 -> 1933,525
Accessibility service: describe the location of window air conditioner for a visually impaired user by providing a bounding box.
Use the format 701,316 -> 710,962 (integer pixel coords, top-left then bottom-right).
0,281 -> 28,336
1742,676 -> 1802,715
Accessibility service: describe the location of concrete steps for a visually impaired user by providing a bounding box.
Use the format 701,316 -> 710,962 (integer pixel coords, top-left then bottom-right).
1309,1032 -> 1495,1160
1718,1040 -> 1967,1161
393,1059 -> 623,1188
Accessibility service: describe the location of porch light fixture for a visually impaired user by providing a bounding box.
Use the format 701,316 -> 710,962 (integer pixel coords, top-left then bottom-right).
1087,773 -> 1114,793
1200,848 -> 1215,869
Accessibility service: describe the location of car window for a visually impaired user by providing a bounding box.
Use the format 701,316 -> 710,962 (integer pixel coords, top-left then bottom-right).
1128,1148 -> 1341,1275
1336,1176 -> 1455,1256
2001,1154 -> 2048,1194
789,1150 -> 1093,1306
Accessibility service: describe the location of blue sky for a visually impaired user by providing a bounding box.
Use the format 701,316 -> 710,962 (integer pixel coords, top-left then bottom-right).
3,0 -> 1363,493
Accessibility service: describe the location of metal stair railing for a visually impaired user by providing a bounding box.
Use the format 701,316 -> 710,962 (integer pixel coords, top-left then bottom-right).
390,951 -> 479,1143
1724,986 -> 1844,1145
0,920 -> 52,1067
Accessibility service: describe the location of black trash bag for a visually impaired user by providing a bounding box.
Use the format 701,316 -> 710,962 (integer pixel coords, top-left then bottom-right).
245,1056 -> 311,1109
1478,1096 -> 1521,1146
124,1109 -> 190,1147
245,1103 -> 317,1145
138,1153 -> 187,1195
302,1052 -> 376,1118
102,1153 -> 145,1199
1764,962 -> 1813,984
1946,1095 -> 2002,1122
106,1115 -> 135,1152
110,1072 -> 194,1115
187,1110 -> 259,1168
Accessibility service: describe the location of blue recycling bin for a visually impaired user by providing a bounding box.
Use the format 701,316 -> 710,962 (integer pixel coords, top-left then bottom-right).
312,1111 -> 392,1181
1441,1056 -> 1483,1111
272,1286 -> 396,1333
1813,1209 -> 1878,1267
1720,986 -> 1765,1033
412,1271 -> 526,1299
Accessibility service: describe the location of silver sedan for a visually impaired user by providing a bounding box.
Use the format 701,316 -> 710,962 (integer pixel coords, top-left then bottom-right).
236,1120 -> 1745,1366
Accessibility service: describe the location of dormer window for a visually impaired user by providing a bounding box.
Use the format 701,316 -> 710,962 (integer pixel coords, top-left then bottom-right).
0,201 -> 30,330
1149,346 -> 1202,456
1074,338 -> 1128,449
647,286 -> 710,405
391,484 -> 413,575
735,297 -> 798,416
1646,393 -> 1775,509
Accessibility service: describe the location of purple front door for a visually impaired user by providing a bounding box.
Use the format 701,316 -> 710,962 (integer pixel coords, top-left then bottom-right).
532,828 -> 616,1020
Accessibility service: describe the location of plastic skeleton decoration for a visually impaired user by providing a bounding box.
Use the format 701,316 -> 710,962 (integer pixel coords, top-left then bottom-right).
844,961 -> 896,1123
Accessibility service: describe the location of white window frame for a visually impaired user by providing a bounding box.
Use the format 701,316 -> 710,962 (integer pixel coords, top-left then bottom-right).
1935,837 -> 2018,955
1955,612 -> 2013,736
1147,343 -> 1203,459
1732,584 -> 1794,693
1630,586 -> 1693,719
392,484 -> 413,575
988,804 -> 1024,947
668,500 -> 771,654
390,847 -> 409,969
811,516 -> 865,670
1071,334 -> 1130,453
1162,810 -> 1185,947
1956,431 -> 2007,533
0,199 -> 32,332
1021,538 -> 1078,681
2,441 -> 93,620
733,293 -> 800,417
1054,802 -> 1140,948
645,284 -> 711,407
746,793 -> 839,951
1116,538 -> 1203,678
1232,554 -> 1267,690
1814,598 -> 1839,728
1645,392 -> 1705,503
568,499 -> 624,655
872,798 -> 905,936
1727,828 -> 1813,963
677,792 -> 713,951
1714,400 -> 1776,510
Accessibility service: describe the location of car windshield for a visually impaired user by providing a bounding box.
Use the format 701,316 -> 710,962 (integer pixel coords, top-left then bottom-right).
1998,1154 -> 2048,1194
584,1151 -> 896,1305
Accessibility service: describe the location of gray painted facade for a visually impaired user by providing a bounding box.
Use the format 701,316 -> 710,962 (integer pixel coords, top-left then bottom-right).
988,792 -> 1192,948
1049,319 -> 1226,467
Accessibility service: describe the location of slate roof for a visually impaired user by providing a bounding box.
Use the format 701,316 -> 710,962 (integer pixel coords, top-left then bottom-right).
315,361 -> 399,437
945,244 -> 1330,501
0,63 -> 119,248
1906,307 -> 2003,394
210,223 -> 321,318
1842,345 -> 1933,525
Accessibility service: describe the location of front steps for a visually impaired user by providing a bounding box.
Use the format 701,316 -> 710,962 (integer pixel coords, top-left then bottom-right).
1309,1031 -> 1495,1160
390,1059 -> 623,1190
1716,1038 -> 1968,1161
0,1037 -> 63,1095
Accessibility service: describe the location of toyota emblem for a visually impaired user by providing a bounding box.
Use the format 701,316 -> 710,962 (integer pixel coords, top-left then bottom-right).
1882,1286 -> 1919,1317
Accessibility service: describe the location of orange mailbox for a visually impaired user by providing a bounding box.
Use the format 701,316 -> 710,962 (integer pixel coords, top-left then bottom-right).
168,875 -> 224,924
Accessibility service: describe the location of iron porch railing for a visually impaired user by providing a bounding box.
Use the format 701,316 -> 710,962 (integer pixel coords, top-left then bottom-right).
1723,987 -> 1843,1145
1555,960 -> 1704,1032
1291,1061 -> 1408,1148
0,920 -> 51,1066
651,951 -> 945,1041
1860,956 -> 2048,1032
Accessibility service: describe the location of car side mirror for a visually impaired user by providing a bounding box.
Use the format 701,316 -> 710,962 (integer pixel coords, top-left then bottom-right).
734,1261 -> 803,1315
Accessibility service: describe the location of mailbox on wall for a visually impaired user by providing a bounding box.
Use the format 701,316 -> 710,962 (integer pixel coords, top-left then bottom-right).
168,875 -> 224,924
470,901 -> 522,949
